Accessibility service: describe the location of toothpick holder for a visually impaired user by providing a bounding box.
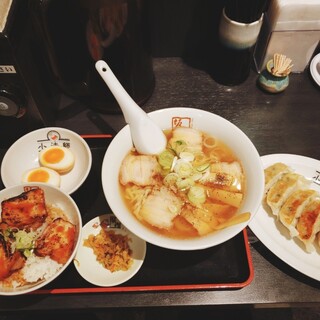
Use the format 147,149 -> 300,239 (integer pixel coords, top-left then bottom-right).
258,59 -> 289,93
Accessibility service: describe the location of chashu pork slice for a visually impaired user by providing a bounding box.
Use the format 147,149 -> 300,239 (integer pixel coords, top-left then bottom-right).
119,153 -> 161,187
35,218 -> 76,264
296,198 -> 320,253
0,233 -> 25,280
169,127 -> 203,153
138,186 -> 182,229
266,172 -> 310,216
279,189 -> 318,237
1,188 -> 48,231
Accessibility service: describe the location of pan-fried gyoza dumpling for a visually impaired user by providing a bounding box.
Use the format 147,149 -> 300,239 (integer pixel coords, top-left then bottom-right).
266,172 -> 310,216
264,162 -> 291,196
296,198 -> 320,253
279,189 -> 318,237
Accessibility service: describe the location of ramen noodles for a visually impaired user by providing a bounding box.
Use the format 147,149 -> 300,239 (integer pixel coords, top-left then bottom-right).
119,127 -> 248,239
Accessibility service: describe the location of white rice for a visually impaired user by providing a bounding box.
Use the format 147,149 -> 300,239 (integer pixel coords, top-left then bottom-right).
22,255 -> 63,283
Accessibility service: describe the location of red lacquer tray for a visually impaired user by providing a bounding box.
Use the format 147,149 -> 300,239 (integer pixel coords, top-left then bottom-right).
0,135 -> 254,294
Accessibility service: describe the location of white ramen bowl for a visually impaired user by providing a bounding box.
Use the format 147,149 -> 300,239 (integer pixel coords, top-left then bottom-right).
101,107 -> 264,250
0,183 -> 82,295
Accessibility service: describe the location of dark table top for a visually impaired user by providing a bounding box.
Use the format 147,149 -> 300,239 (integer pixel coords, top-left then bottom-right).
0,57 -> 320,313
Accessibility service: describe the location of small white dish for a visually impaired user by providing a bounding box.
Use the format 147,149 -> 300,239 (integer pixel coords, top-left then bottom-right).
310,53 -> 320,87
1,127 -> 92,194
249,154 -> 320,281
74,214 -> 146,287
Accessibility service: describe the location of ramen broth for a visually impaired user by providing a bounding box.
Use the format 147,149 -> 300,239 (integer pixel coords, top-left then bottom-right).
119,127 -> 246,239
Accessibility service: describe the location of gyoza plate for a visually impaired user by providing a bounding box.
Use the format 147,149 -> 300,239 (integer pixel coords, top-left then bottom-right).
249,154 -> 320,281
74,214 -> 146,287
310,53 -> 320,87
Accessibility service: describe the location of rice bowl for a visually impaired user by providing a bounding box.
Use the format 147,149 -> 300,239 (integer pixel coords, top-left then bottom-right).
0,183 -> 82,296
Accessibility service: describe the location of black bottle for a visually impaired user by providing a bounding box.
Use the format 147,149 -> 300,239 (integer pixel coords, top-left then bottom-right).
213,0 -> 269,86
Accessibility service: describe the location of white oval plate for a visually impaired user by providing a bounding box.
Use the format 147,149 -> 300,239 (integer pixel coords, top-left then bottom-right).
1,127 -> 92,195
310,53 -> 320,87
249,154 -> 320,281
74,214 -> 146,287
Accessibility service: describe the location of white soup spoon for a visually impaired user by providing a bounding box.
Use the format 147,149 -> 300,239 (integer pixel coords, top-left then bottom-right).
95,60 -> 167,155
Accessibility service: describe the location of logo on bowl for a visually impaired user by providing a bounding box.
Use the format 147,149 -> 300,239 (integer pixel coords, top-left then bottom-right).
313,169 -> 320,186
91,214 -> 125,230
172,116 -> 192,129
36,130 -> 71,151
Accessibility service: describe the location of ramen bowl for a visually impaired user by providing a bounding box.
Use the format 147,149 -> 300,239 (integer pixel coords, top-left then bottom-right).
102,107 -> 264,250
0,183 -> 82,295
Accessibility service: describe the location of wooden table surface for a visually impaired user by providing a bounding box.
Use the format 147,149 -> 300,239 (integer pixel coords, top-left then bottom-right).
0,57 -> 320,313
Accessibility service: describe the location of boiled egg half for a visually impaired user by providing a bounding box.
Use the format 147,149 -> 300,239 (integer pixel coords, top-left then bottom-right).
22,167 -> 61,188
39,146 -> 75,174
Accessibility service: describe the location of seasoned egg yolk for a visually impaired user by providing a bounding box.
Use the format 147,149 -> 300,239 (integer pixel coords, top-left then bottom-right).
39,146 -> 75,174
43,147 -> 65,164
22,167 -> 61,187
28,168 -> 50,182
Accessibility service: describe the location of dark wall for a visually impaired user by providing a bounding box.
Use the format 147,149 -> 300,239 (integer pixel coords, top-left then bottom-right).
146,0 -> 226,59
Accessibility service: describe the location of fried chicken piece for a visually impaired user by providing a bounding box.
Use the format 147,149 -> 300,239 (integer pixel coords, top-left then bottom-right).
0,234 -> 25,280
34,218 -> 76,264
1,188 -> 48,231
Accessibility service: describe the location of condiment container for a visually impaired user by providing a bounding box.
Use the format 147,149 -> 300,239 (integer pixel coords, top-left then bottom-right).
254,0 -> 320,73
212,0 -> 268,86
258,58 -> 290,93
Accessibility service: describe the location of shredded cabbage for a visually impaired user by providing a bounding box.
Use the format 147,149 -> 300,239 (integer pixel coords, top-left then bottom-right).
14,230 -> 37,251
2,229 -> 39,258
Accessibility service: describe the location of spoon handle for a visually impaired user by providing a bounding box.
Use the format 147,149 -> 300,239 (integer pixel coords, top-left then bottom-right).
95,60 -> 167,155
95,60 -> 145,124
